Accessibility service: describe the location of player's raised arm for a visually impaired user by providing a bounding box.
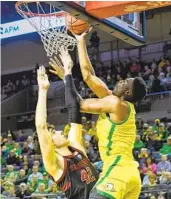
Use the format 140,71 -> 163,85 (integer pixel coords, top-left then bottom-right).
35,66 -> 61,179
57,48 -> 87,155
75,30 -> 112,98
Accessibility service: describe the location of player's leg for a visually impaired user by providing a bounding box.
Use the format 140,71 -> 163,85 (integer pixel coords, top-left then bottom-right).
123,169 -> 141,199
123,185 -> 141,199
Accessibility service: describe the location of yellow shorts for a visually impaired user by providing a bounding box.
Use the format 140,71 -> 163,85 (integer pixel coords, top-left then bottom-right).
96,155 -> 141,199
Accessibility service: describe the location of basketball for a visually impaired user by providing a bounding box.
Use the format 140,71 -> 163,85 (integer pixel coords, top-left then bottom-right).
66,14 -> 90,35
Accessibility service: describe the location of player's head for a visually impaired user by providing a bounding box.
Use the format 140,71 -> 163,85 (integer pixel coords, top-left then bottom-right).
113,77 -> 147,103
47,124 -> 69,148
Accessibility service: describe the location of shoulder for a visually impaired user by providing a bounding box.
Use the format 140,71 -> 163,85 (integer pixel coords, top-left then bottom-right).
104,95 -> 128,110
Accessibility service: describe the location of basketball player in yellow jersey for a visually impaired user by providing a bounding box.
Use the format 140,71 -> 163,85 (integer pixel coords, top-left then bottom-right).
49,31 -> 147,198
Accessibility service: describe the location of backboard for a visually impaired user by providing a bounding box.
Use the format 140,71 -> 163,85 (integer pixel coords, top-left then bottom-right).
46,1 -> 146,46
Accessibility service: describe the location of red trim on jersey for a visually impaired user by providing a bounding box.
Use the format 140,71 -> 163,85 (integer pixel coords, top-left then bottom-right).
49,146 -> 86,184
55,157 -> 68,184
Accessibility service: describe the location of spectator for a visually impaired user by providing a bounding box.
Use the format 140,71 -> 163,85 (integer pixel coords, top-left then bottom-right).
142,168 -> 153,186
5,80 -> 14,95
166,66 -> 171,77
106,74 -> 114,88
144,126 -> 154,142
48,182 -> 59,194
22,141 -> 33,155
158,123 -> 169,141
6,150 -> 20,166
88,121 -> 97,136
130,61 -> 141,77
89,31 -> 100,48
151,59 -> 158,75
116,74 -> 122,82
0,147 -> 6,166
14,169 -> 28,185
81,116 -> 87,126
23,162 -> 31,176
159,72 -> 168,90
153,119 -> 161,132
143,65 -> 152,80
14,79 -> 23,92
21,75 -> 30,87
27,175 -> 40,193
138,148 -> 149,166
151,75 -> 163,93
156,155 -> 171,175
134,135 -> 144,151
1,88 -> 7,100
1,181 -> 14,197
13,142 -> 22,156
17,130 -> 28,142
4,165 -> 16,182
2,185 -> 16,197
147,173 -> 157,187
94,160 -> 103,173
28,165 -> 43,181
142,123 -> 149,141
89,31 -> 100,61
16,183 -> 31,199
136,116 -> 144,129
27,136 -> 34,150
147,74 -> 155,92
33,160 -> 45,173
159,171 -> 171,184
88,142 -> 99,163
146,131 -> 162,152
158,56 -> 169,68
79,81 -> 88,98
160,136 -> 171,155
32,183 -> 47,195
5,133 -> 14,152
41,172 -> 53,190
142,157 -> 157,175
1,145 -> 8,159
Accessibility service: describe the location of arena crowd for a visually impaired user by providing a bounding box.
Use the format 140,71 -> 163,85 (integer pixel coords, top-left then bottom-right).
1,55 -> 171,101
1,114 -> 171,199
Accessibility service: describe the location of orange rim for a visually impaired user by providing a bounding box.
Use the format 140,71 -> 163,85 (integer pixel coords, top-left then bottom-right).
15,1 -> 66,17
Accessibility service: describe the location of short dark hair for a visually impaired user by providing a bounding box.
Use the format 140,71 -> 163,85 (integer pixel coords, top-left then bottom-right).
132,77 -> 147,102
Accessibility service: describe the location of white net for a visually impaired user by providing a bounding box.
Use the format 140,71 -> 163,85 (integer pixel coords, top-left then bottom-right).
16,1 -> 77,63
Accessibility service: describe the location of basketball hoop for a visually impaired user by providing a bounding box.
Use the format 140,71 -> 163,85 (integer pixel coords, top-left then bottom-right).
15,1 -> 77,64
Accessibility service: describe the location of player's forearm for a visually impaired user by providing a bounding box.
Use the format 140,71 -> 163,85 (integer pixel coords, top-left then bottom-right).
35,89 -> 48,128
68,123 -> 83,144
77,39 -> 95,76
77,39 -> 112,98
65,74 -> 82,124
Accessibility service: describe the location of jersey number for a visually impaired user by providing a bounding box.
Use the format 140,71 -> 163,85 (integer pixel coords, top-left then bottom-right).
81,167 -> 95,184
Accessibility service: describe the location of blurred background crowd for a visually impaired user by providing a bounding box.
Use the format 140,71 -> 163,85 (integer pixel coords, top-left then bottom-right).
1,116 -> 171,199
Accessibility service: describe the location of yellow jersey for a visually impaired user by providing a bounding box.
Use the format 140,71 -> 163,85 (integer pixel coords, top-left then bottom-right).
96,101 -> 136,162
95,102 -> 141,199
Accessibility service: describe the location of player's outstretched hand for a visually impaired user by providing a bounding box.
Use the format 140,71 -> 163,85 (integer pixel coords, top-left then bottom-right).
49,56 -> 65,80
37,66 -> 50,91
59,47 -> 73,75
74,26 -> 93,41
49,48 -> 73,78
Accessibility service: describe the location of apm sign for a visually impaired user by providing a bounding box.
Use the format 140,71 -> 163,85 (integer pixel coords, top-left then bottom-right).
0,19 -> 37,39
0,14 -> 65,40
